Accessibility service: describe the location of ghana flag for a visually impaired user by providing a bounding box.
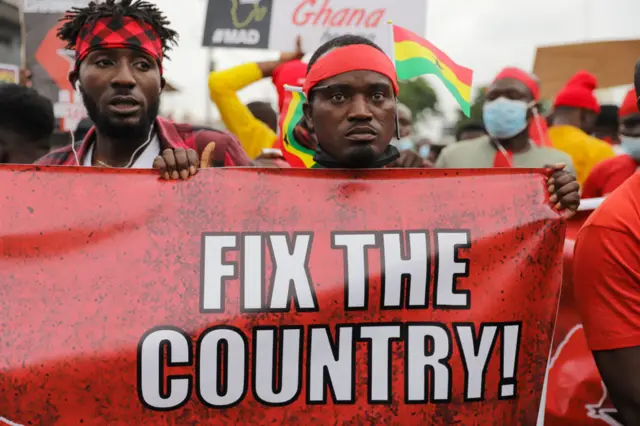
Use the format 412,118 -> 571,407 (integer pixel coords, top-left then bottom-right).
393,25 -> 473,116
277,86 -> 319,168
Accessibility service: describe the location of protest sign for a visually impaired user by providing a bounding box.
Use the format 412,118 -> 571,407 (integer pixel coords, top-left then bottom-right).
24,0 -> 91,13
0,63 -> 19,84
24,1 -> 89,131
202,0 -> 427,55
0,167 -> 563,424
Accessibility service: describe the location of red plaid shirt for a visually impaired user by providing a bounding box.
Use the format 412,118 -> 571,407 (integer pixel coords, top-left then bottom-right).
35,117 -> 251,167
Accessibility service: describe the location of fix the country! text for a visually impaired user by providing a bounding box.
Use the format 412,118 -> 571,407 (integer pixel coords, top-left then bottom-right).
137,230 -> 523,411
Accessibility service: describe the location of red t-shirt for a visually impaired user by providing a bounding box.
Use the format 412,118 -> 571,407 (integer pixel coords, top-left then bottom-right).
581,154 -> 637,198
574,172 -> 640,351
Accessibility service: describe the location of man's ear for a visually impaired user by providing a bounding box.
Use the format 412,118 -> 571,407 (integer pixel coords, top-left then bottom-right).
302,101 -> 314,132
160,76 -> 166,91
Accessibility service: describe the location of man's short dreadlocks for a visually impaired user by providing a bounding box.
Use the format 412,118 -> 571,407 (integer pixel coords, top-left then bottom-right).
57,0 -> 178,56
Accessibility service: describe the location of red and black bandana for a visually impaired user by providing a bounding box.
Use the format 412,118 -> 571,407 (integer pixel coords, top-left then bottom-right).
75,16 -> 163,73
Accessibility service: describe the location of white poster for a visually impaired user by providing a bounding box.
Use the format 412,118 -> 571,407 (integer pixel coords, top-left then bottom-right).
202,0 -> 427,56
269,0 -> 426,55
25,0 -> 93,13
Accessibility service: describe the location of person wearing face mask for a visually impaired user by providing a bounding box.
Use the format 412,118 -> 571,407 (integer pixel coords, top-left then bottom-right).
386,102 -> 426,167
548,71 -> 615,185
582,88 -> 640,198
414,137 -> 433,161
435,67 -> 574,172
390,102 -> 415,151
593,104 -> 621,146
455,122 -> 486,142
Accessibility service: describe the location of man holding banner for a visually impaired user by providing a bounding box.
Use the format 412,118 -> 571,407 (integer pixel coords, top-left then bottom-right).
0,5 -> 586,425
35,0 -> 251,174
299,34 -> 579,212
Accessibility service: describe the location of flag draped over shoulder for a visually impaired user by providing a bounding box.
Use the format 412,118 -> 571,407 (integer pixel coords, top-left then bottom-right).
276,88 -> 317,168
393,25 -> 473,116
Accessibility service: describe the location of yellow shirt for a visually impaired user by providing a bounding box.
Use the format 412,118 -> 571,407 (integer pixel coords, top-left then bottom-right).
208,63 -> 276,159
547,125 -> 616,185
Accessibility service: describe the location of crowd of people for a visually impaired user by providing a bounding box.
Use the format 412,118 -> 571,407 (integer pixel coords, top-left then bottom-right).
0,0 -> 638,423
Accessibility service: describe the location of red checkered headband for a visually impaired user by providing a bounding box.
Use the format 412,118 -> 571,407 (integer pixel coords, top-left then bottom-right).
75,16 -> 164,73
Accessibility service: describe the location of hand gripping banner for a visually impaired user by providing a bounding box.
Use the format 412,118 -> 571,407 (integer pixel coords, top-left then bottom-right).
0,166 -> 565,425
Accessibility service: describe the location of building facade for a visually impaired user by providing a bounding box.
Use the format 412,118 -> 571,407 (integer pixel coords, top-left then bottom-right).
0,0 -> 20,66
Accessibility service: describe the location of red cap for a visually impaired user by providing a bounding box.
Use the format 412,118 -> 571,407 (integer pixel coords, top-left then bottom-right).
493,67 -> 539,100
619,88 -> 639,118
272,60 -> 307,112
553,71 -> 600,113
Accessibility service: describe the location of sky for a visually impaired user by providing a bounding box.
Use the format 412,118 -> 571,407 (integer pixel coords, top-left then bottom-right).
154,0 -> 640,138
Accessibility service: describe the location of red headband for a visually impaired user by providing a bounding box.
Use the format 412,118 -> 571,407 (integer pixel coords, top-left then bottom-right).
75,17 -> 163,73
303,45 -> 399,96
494,67 -> 539,100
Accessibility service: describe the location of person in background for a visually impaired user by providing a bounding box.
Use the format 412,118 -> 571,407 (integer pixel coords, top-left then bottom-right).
389,103 -> 411,146
424,138 -> 451,165
475,67 -> 551,148
291,34 -> 577,210
0,84 -> 53,163
36,0 -> 250,174
548,71 -> 615,184
391,102 -> 414,150
19,68 -> 32,88
386,102 -> 426,167
582,88 -> 640,198
455,121 -> 486,141
414,137 -> 433,161
208,37 -> 305,159
592,104 -> 620,146
397,103 -> 413,138
435,68 -> 575,174
573,63 -> 640,426
573,65 -> 640,425
574,175 -> 640,426
246,101 -> 278,133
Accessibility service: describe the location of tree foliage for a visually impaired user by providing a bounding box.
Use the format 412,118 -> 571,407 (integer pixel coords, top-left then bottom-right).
398,77 -> 440,121
453,86 -> 487,133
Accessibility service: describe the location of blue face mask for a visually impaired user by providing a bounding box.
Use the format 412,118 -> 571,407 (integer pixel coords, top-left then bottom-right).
620,135 -> 640,159
483,97 -> 530,140
418,144 -> 430,159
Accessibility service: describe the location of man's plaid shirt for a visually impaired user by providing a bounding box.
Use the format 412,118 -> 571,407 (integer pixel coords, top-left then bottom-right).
36,117 -> 251,167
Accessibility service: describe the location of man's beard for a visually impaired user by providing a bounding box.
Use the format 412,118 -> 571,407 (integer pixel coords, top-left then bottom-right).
81,88 -> 160,140
342,145 -> 379,168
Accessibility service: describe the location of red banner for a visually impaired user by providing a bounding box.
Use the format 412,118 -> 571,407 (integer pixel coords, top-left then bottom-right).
0,166 -> 564,425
